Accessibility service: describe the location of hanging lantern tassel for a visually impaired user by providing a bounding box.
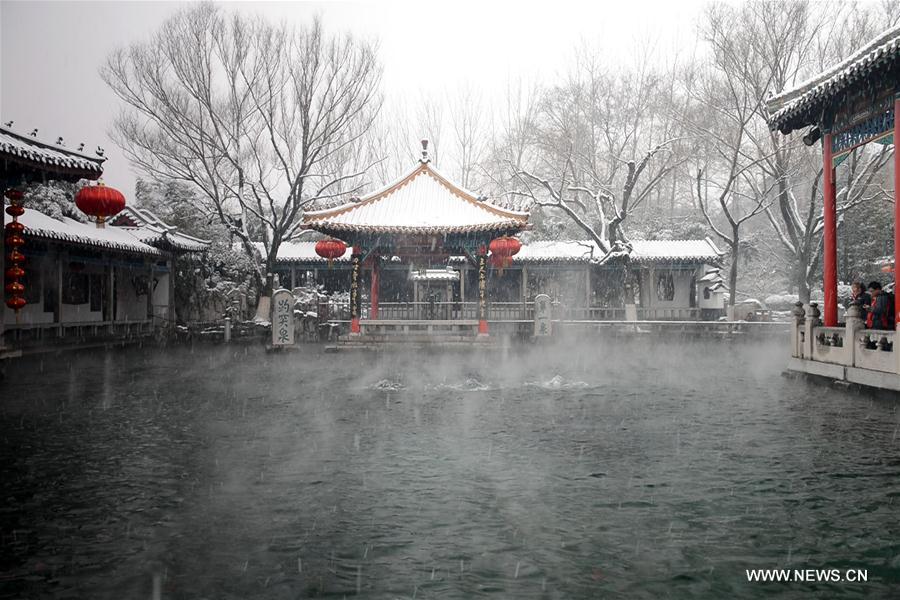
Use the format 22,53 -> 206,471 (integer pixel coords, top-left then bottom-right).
5,189 -> 27,314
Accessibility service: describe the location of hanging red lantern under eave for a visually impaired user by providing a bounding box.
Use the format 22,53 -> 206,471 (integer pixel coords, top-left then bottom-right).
4,188 -> 26,312
6,295 -> 26,310
489,235 -> 522,270
75,183 -> 126,227
315,238 -> 347,268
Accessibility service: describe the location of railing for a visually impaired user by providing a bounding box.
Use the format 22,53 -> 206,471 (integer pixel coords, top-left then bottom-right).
812,326 -> 849,365
638,307 -> 701,321
315,300 -> 710,323
796,306 -> 898,375
3,319 -> 154,345
854,329 -> 895,373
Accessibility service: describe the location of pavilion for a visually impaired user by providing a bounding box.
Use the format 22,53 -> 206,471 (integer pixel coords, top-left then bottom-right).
767,24 -> 900,390
301,142 -> 529,337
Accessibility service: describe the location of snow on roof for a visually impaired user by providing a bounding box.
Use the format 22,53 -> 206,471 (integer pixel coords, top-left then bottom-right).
629,238 -> 724,263
302,160 -> 529,235
10,204 -> 161,256
766,24 -> 900,133
111,206 -> 210,252
409,268 -> 459,282
274,241 -> 350,263
507,238 -> 723,264
0,125 -> 105,179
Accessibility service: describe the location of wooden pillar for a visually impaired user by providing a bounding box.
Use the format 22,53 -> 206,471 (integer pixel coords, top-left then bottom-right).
350,248 -> 361,334
290,266 -> 296,290
478,249 -> 488,335
584,265 -> 591,307
822,132 -> 838,327
520,266 -> 528,320
459,266 -> 466,304
0,186 -> 5,348
370,256 -> 380,320
107,261 -> 116,330
168,257 -> 176,325
894,98 -> 900,328
147,262 -> 154,320
55,256 -> 63,330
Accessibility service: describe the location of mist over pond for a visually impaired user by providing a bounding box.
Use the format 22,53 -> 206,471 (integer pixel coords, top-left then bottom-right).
1,339 -> 898,599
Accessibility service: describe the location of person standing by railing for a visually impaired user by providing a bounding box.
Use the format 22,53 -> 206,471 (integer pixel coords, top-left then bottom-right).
865,281 -> 894,330
846,282 -> 871,321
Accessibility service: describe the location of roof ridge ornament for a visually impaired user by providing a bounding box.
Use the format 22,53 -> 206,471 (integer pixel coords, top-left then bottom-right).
420,139 -> 429,163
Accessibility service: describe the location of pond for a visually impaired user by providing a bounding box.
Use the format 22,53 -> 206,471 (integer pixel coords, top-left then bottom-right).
0,339 -> 898,599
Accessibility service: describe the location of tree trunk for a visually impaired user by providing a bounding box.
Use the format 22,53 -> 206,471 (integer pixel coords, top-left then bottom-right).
728,233 -> 739,307
253,242 -> 280,322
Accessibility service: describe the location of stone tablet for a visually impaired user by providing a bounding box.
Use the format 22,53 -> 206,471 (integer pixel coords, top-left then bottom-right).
272,288 -> 295,346
534,293 -> 552,337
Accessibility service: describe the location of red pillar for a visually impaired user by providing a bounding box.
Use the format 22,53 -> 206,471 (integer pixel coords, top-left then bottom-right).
822,133 -> 838,327
894,98 -> 900,327
350,247 -> 361,334
477,247 -> 488,335
370,256 -> 379,320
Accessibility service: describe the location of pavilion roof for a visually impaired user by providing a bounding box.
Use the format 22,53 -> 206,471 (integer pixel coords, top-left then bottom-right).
0,124 -> 105,181
766,24 -> 900,134
109,206 -> 210,252
301,160 -> 529,236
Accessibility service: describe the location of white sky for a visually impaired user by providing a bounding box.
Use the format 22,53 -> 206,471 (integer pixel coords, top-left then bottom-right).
1,0 -> 703,197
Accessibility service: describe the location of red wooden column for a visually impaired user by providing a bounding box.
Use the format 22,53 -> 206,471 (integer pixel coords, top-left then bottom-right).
894,97 -> 900,327
477,246 -> 488,336
822,133 -> 838,327
370,256 -> 380,320
350,247 -> 361,334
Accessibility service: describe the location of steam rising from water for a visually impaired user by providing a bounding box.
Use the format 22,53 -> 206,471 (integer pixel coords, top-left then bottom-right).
1,335 -> 898,598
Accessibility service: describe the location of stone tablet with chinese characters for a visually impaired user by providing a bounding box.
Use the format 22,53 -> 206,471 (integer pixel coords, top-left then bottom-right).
534,293 -> 552,337
272,289 -> 295,346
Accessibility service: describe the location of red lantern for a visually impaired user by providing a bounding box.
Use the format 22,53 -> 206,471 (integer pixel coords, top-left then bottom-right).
315,238 -> 347,268
4,188 -> 26,312
5,266 -> 25,280
489,235 -> 522,272
75,183 -> 126,227
5,281 -> 24,295
6,296 -> 26,310
5,220 -> 24,234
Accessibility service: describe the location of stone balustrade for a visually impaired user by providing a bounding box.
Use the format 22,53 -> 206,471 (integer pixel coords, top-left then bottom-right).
789,302 -> 900,391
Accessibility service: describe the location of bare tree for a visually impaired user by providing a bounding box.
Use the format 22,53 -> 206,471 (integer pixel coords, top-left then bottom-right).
700,0 -> 895,302
102,4 -> 382,315
508,46 -> 686,261
448,85 -> 486,189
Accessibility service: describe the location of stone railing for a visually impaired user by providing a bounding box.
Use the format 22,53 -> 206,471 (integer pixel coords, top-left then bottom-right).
792,302 -> 899,375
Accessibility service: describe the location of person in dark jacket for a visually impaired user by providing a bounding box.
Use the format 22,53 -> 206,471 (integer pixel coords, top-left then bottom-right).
847,281 -> 871,319
865,281 -> 895,330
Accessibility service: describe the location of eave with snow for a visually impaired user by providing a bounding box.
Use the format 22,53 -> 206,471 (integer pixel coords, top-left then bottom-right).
0,124 -> 105,184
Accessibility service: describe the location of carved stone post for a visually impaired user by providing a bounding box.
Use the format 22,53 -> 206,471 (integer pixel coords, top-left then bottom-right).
844,303 -> 863,368
791,302 -> 805,358
804,302 -> 821,360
